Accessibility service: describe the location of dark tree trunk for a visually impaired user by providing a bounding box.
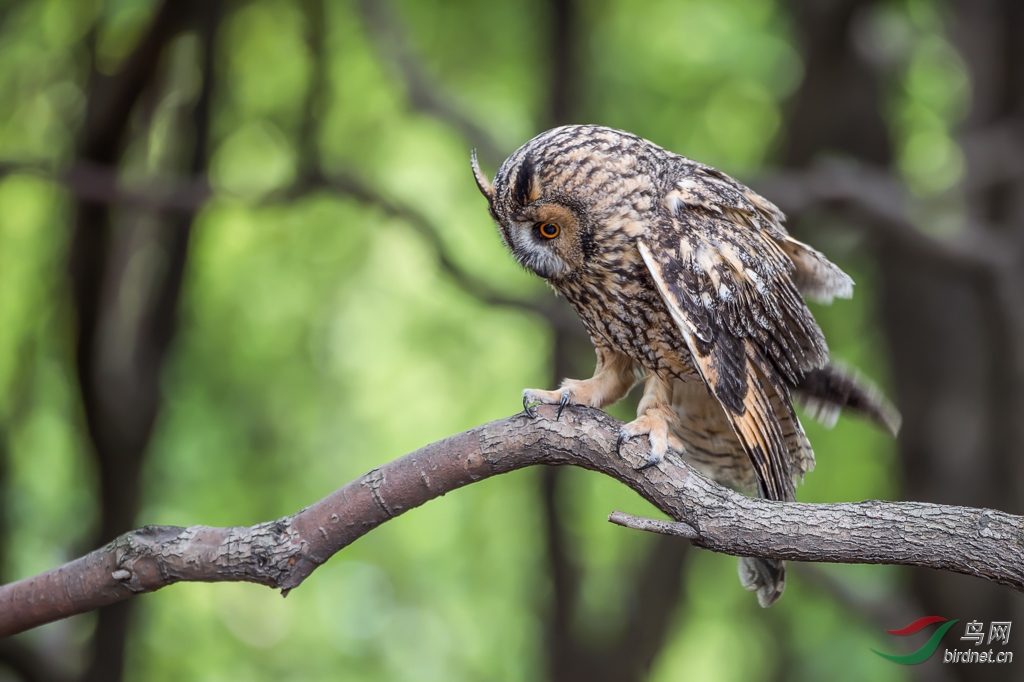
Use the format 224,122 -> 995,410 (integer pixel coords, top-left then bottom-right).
538,2 -> 690,681
781,1 -> 1024,681
65,2 -> 217,680
781,0 -> 891,166
885,6 -> 1024,682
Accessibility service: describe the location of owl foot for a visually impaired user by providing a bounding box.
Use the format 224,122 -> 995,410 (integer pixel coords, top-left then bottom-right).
615,410 -> 684,471
522,388 -> 575,421
522,395 -> 538,419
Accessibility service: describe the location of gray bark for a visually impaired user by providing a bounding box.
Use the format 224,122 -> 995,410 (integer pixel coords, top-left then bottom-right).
2,406 -> 1021,638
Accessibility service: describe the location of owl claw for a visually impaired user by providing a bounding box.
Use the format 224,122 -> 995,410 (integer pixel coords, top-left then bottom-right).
616,429 -> 664,470
556,391 -> 571,420
616,410 -> 680,471
523,395 -> 539,419
636,453 -> 663,471
522,388 -> 575,420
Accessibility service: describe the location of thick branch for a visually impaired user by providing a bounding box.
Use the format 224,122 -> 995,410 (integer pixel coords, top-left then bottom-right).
1,407 -> 1022,638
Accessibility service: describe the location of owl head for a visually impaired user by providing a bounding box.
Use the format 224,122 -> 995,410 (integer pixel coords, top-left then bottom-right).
473,125 -> 660,282
471,131 -> 611,281
472,149 -> 593,281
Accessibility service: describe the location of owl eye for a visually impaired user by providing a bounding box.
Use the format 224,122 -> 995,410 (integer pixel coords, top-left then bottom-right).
537,222 -> 560,239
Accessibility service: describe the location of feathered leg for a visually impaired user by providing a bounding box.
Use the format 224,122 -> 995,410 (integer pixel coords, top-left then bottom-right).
523,345 -> 637,417
617,373 -> 686,470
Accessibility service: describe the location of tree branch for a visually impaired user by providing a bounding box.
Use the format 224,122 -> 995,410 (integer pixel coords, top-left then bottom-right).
0,161 -> 213,213
355,0 -> 507,167
272,170 -> 547,311
1,406 -> 1021,638
756,159 -> 1014,274
272,171 -> 594,339
607,501 -> 1022,582
0,158 -> 569,327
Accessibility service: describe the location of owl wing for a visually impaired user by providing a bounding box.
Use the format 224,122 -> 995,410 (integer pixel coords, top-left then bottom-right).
637,164 -> 839,501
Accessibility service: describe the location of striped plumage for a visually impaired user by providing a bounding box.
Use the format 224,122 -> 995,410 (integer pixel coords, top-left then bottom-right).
472,125 -> 899,606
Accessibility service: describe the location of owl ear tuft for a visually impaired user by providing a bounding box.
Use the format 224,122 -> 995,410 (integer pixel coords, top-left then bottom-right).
512,155 -> 537,207
470,150 -> 495,204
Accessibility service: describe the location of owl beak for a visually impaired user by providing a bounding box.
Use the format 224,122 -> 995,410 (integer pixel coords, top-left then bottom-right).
470,149 -> 495,204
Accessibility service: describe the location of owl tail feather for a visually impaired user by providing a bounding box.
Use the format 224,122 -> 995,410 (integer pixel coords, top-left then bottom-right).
795,363 -> 901,437
739,557 -> 785,608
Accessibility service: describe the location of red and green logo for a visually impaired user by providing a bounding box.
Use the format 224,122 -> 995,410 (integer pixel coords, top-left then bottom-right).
872,616 -> 959,664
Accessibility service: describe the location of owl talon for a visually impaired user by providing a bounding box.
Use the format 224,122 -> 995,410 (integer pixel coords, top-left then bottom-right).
556,391 -> 572,420
523,388 -> 575,419
616,408 -> 681,469
615,430 -> 664,470
523,395 -> 539,419
636,453 -> 663,471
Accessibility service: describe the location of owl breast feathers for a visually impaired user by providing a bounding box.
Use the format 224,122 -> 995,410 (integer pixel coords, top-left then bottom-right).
472,125 -> 899,606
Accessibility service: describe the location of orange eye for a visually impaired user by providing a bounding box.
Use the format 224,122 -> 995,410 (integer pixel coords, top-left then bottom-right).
537,222 -> 560,239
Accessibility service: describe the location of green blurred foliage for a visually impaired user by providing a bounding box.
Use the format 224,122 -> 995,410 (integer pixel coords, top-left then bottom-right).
886,0 -> 969,199
0,0 -> 966,679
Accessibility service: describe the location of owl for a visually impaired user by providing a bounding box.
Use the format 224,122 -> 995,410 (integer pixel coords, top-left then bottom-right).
472,125 -> 899,606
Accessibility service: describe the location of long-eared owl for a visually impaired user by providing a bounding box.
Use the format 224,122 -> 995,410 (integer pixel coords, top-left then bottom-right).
472,125 -> 899,606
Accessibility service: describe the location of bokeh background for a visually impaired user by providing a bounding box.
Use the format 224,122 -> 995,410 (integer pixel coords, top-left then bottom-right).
1,0 -> 1022,681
